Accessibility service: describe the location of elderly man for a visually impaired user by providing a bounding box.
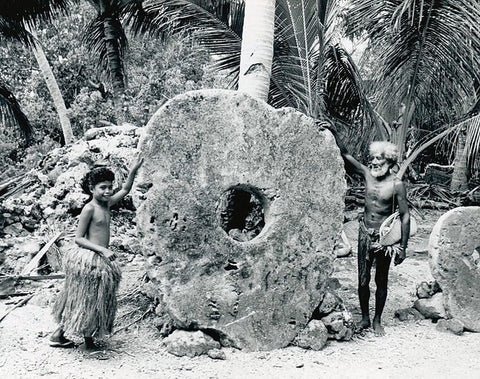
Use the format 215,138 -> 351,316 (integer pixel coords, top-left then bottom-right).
329,127 -> 411,336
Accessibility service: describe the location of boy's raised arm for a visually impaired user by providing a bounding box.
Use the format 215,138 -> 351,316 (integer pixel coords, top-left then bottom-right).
110,155 -> 144,206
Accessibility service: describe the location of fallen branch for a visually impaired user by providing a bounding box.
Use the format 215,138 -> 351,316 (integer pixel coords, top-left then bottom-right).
0,274 -> 65,282
0,294 -> 34,323
112,307 -> 154,335
21,232 -> 63,276
0,292 -> 33,300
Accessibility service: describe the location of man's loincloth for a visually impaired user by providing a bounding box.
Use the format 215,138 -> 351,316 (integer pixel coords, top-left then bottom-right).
53,245 -> 121,338
357,218 -> 399,286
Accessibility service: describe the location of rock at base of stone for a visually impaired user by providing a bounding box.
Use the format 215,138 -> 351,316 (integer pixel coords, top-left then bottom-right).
314,290 -> 344,317
429,206 -> 480,331
293,320 -> 328,351
321,311 -> 354,341
436,319 -> 464,335
416,280 -> 441,299
394,307 -> 425,322
163,330 -> 221,358
207,349 -> 227,360
414,293 -> 446,320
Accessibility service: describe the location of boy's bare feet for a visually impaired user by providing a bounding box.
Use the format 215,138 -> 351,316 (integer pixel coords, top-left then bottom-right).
373,319 -> 386,336
49,328 -> 75,348
82,337 -> 102,351
49,335 -> 75,348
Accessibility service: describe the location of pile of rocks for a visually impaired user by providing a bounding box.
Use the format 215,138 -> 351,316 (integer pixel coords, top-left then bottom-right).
394,280 -> 465,335
160,287 -> 354,358
294,289 -> 354,351
0,124 -> 143,273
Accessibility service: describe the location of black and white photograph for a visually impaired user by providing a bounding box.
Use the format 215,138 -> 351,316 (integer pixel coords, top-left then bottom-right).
1,0 -> 480,377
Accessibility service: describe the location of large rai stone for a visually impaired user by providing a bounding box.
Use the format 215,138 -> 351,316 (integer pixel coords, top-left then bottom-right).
429,206 -> 480,331
135,89 -> 346,351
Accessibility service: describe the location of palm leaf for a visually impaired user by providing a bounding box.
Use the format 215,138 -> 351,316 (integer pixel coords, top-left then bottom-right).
141,0 -> 244,84
140,0 -> 379,143
0,0 -> 73,46
0,84 -> 33,145
346,0 -> 480,157
458,114 -> 480,173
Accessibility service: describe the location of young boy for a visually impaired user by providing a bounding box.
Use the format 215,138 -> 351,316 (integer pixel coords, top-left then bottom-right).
50,156 -> 143,350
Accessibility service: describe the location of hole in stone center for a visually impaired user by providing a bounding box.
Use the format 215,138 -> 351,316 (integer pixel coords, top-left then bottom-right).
219,186 -> 265,242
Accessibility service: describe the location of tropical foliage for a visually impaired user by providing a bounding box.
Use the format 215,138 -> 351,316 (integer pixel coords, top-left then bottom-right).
0,0 -> 70,144
344,0 -> 480,168
138,0 -> 382,157
2,0 -> 480,188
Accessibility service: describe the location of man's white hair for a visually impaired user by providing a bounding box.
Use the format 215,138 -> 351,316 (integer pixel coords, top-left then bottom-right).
369,141 -> 399,163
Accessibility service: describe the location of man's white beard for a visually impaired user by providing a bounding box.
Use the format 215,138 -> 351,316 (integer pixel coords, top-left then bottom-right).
370,163 -> 390,178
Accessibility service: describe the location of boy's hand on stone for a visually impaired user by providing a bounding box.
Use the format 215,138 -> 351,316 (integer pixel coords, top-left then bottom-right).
131,154 -> 144,172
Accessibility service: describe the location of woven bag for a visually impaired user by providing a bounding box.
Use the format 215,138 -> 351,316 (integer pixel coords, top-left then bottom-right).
379,212 -> 417,246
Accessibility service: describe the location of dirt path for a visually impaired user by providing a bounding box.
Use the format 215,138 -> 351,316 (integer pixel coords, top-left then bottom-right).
1,209 -> 480,378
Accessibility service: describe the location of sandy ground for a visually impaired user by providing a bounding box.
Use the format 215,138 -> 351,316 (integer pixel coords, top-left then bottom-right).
1,209 -> 480,379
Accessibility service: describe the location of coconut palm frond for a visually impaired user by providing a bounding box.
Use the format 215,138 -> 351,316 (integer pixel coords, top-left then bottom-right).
274,0 -> 319,114
0,84 -> 33,145
464,115 -> 480,173
122,0 -> 168,38
0,0 -> 73,46
0,0 -> 72,25
348,0 -> 480,125
0,15 -> 34,45
140,0 -> 377,136
142,0 -> 244,84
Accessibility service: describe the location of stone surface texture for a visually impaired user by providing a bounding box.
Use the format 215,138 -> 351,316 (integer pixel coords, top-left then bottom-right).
416,280 -> 441,299
429,206 -> 480,331
320,310 -> 354,341
436,318 -> 465,335
135,89 -> 346,351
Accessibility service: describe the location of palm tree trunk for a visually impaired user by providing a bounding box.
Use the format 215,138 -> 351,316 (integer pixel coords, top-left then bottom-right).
29,30 -> 74,144
238,0 -> 276,102
103,16 -> 126,123
451,128 -> 469,191
313,0 -> 327,119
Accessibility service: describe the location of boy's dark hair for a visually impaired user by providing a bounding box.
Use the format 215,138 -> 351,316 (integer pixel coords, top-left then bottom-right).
81,167 -> 115,194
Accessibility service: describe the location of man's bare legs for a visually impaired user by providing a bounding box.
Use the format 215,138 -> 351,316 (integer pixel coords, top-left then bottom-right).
372,254 -> 392,336
357,245 -> 392,335
358,290 -> 371,329
357,233 -> 373,330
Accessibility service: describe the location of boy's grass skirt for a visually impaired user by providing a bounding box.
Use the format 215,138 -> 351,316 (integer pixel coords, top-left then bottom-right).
53,246 -> 121,338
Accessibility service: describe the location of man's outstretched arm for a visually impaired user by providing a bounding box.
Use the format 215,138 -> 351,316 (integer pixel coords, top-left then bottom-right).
320,121 -> 368,176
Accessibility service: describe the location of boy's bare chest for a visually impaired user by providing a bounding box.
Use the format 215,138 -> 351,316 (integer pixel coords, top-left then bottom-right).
91,207 -> 111,227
